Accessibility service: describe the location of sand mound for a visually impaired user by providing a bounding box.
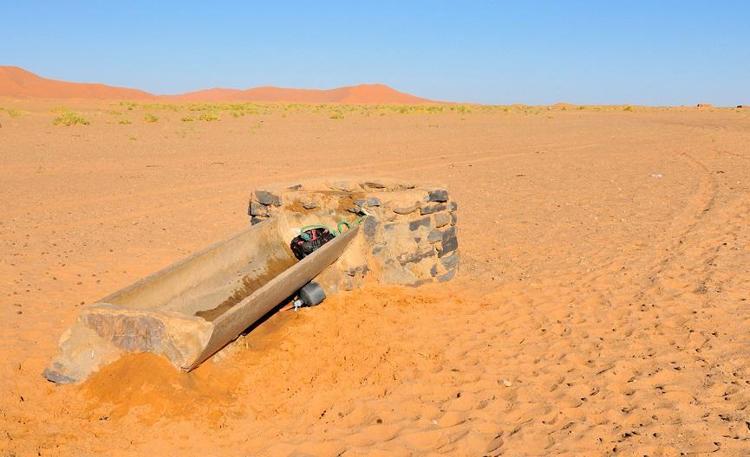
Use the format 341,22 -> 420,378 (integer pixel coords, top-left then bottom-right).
0,66 -> 154,100
80,353 -> 238,423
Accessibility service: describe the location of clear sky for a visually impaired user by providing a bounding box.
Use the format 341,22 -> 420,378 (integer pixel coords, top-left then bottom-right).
2,1 -> 748,105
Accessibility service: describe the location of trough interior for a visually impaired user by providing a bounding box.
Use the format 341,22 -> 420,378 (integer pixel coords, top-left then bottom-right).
100,217 -> 300,321
98,207 -> 354,322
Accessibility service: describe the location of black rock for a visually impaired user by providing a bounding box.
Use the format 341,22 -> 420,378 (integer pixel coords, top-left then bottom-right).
427,229 -> 443,243
409,217 -> 431,231
428,189 -> 449,202
437,269 -> 456,282
255,190 -> 281,206
439,227 -> 458,257
420,203 -> 447,215
440,252 -> 459,270
433,212 -> 451,228
249,201 -> 267,216
407,278 -> 433,288
43,367 -> 76,384
363,216 -> 379,239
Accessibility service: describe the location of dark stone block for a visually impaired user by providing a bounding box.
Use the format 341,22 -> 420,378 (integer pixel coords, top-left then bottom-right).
437,269 -> 456,282
255,190 -> 281,206
287,184 -> 303,190
450,211 -> 457,226
406,279 -> 433,288
433,212 -> 450,228
363,216 -> 379,239
347,265 -> 369,277
449,201 -> 458,211
430,264 -> 439,277
250,216 -> 265,225
354,197 -> 381,208
439,227 -> 458,257
249,201 -> 267,216
427,229 -> 443,243
42,365 -> 76,384
420,203 -> 447,215
409,217 -> 432,231
428,189 -> 449,202
440,252 -> 459,270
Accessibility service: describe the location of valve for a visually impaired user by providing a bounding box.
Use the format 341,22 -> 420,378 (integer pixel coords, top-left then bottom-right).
292,282 -> 326,311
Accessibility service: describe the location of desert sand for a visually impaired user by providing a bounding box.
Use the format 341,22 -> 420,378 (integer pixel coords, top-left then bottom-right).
1,99 -> 749,456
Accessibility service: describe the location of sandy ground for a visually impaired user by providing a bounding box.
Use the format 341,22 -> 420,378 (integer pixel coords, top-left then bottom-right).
1,101 -> 749,456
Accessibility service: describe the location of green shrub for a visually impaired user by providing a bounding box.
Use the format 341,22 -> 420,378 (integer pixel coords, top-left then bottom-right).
1,107 -> 22,118
198,112 -> 219,121
141,103 -> 179,112
144,113 -> 159,123
53,111 -> 90,126
119,101 -> 137,111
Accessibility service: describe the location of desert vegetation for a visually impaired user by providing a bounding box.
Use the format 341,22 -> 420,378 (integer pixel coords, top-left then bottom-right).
52,110 -> 90,126
0,106 -> 22,118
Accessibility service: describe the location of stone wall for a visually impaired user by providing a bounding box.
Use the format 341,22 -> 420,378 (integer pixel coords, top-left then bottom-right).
248,178 -> 458,292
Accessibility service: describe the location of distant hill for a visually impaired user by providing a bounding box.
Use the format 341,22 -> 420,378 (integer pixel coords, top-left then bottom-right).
0,66 -> 432,103
0,66 -> 153,99
170,83 -> 431,104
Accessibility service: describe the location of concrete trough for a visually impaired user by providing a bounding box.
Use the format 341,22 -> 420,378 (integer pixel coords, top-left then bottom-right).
44,215 -> 359,384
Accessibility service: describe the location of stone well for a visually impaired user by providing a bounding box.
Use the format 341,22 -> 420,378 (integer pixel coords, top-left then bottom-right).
248,178 -> 459,291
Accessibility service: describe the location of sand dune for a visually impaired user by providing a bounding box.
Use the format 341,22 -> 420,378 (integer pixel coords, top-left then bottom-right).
0,66 -> 430,103
0,66 -> 153,100
1,102 -> 749,455
170,83 -> 431,104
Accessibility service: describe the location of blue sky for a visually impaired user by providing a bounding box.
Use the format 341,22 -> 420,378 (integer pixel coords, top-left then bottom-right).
2,1 -> 748,105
